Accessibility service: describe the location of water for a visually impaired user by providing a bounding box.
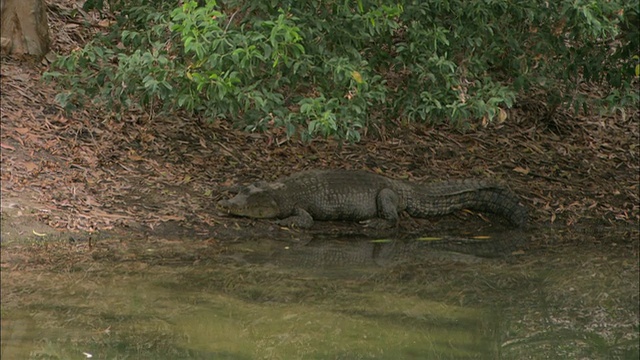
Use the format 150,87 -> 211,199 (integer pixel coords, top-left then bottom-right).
1,227 -> 638,359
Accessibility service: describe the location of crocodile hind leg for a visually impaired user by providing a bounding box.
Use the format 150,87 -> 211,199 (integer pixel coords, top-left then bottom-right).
361,188 -> 400,229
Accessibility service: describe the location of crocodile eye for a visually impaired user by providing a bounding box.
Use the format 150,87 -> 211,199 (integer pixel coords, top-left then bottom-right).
245,186 -> 263,195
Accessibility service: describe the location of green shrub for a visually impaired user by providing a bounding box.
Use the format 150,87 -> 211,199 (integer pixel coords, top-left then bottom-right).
45,0 -> 638,141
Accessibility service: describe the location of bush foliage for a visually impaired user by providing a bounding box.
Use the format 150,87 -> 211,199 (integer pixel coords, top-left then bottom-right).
46,0 -> 639,141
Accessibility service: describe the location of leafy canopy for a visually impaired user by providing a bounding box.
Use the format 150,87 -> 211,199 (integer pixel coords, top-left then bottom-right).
46,0 -> 639,141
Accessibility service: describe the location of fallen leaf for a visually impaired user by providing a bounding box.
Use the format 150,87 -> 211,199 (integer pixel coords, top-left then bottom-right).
0,142 -> 15,150
128,152 -> 144,161
497,108 -> 508,123
416,237 -> 443,241
98,19 -> 113,27
158,215 -> 185,222
23,162 -> 38,172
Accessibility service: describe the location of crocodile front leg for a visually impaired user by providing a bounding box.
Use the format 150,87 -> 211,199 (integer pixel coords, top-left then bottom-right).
276,208 -> 315,228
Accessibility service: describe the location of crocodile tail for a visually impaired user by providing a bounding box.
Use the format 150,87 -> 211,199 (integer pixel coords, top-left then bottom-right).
470,186 -> 528,227
405,180 -> 528,227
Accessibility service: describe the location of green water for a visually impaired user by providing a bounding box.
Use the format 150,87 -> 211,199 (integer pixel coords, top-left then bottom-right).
1,229 -> 638,359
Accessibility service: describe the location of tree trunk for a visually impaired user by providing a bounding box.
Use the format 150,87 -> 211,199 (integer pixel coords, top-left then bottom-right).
0,0 -> 50,57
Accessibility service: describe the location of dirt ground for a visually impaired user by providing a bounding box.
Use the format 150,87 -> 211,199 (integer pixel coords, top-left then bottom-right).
1,2 -> 639,255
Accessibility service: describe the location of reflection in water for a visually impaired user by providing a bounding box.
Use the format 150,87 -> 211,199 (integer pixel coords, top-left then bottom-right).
1,229 -> 638,359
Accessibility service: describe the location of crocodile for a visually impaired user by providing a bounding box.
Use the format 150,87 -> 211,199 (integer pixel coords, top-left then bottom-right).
217,169 -> 527,229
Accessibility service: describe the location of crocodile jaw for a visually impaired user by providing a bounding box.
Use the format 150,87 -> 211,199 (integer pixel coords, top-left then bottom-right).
217,188 -> 280,219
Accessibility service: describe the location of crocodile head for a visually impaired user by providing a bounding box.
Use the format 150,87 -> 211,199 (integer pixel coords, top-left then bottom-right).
217,182 -> 281,219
